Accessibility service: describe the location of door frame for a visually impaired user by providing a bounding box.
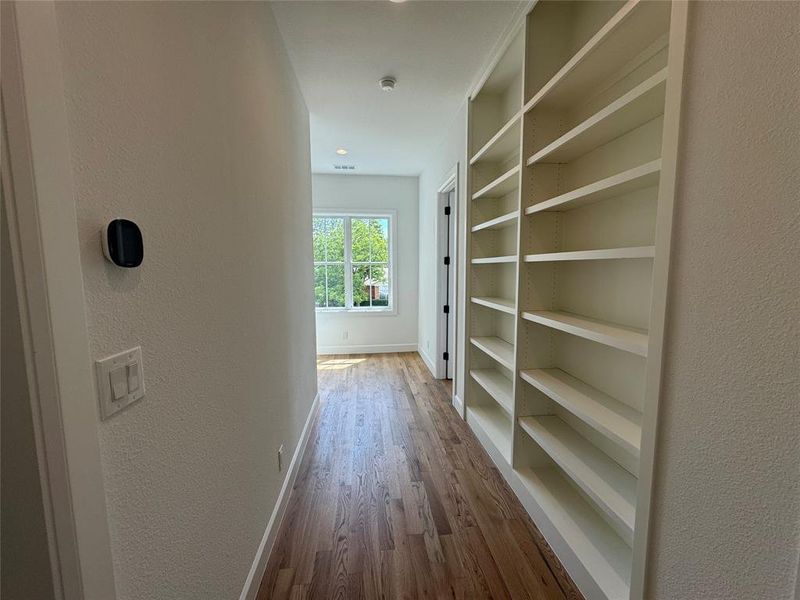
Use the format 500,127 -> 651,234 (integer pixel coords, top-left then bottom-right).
1,2 -> 117,598
435,165 -> 459,382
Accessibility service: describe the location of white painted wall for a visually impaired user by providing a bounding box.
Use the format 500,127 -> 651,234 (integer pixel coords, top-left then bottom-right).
52,3 -> 317,599
313,174 -> 419,354
417,104 -> 468,392
646,2 -> 800,598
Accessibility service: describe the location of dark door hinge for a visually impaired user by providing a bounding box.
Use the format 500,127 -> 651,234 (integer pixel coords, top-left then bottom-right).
443,304 -> 450,314
444,206 -> 451,216
443,256 -> 450,266
442,352 -> 449,361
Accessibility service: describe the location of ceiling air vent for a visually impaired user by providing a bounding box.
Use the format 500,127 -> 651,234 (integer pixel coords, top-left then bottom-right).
333,164 -> 356,171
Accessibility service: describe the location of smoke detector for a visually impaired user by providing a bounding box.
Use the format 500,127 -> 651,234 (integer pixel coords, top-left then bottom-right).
379,76 -> 397,92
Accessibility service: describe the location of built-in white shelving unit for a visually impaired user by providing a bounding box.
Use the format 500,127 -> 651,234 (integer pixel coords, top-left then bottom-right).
463,1 -> 687,598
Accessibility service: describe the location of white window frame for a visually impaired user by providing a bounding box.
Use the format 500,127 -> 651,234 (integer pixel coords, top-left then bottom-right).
313,209 -> 397,315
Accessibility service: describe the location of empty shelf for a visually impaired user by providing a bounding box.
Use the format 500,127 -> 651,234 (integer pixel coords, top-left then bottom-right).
471,369 -> 514,415
471,255 -> 517,265
468,405 -> 512,461
472,165 -> 520,200
519,368 -> 641,457
522,310 -> 648,357
524,0 -> 671,112
471,113 -> 522,164
519,415 -> 636,544
516,467 -> 631,600
524,246 -> 655,262
472,211 -> 519,232
470,336 -> 515,370
527,68 -> 667,165
471,296 -> 516,315
526,160 -> 661,214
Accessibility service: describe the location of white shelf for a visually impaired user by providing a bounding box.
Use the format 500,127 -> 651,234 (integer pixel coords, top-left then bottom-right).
472,210 -> 519,232
470,336 -> 515,371
520,369 -> 642,457
516,467 -> 631,600
526,160 -> 661,214
471,296 -> 516,315
527,68 -> 667,165
471,255 -> 517,265
468,405 -> 512,461
470,369 -> 514,415
524,0 -> 671,112
472,165 -> 520,200
521,310 -> 648,357
524,246 -> 655,262
519,416 -> 636,544
471,113 -> 522,165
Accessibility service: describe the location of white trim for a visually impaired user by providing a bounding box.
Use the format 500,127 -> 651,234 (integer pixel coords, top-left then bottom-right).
435,166 -> 459,381
630,2 -> 690,597
467,0 -> 536,99
317,343 -> 417,355
239,392 -> 321,600
452,394 -> 465,417
313,209 -> 398,315
1,3 -> 117,598
418,347 -> 437,377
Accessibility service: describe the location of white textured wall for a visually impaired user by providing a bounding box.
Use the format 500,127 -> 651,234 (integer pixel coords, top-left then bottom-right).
313,174 -> 418,353
417,104 -> 467,390
53,3 -> 317,599
647,2 -> 800,598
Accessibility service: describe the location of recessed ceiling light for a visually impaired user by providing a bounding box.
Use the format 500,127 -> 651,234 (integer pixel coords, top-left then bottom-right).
389,0 -> 407,3
336,147 -> 348,155
379,76 -> 397,92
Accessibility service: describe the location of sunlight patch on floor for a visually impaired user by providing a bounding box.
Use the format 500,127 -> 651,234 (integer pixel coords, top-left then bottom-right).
316,357 -> 367,370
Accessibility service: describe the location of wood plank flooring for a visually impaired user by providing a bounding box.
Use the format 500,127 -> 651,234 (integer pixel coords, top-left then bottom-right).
258,353 -> 581,600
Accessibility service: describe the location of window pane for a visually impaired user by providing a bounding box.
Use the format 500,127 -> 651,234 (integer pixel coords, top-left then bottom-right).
370,218 -> 390,263
326,265 -> 345,307
312,217 -> 344,263
312,218 -> 326,262
372,263 -> 389,306
314,265 -> 326,307
351,264 -> 369,307
351,218 -> 370,263
326,217 -> 345,262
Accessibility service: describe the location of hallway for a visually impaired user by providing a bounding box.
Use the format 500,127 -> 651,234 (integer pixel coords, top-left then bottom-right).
258,353 -> 580,599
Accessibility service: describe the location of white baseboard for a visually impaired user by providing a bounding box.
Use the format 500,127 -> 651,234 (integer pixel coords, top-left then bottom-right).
239,392 -> 321,600
418,347 -> 437,376
317,343 -> 417,355
453,393 -> 464,417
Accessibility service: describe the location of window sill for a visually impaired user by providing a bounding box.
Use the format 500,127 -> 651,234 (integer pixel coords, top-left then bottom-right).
316,308 -> 397,317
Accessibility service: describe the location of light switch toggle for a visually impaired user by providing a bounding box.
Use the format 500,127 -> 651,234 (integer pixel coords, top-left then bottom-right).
127,362 -> 140,392
95,346 -> 146,420
110,366 -> 128,401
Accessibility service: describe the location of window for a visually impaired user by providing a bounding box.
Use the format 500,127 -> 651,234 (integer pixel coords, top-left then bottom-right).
313,213 -> 393,312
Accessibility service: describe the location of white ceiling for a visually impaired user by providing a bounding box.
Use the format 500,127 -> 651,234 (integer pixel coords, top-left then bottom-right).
271,1 -> 523,176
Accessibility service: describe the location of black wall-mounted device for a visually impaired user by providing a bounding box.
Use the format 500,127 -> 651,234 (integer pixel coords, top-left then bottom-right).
102,219 -> 143,268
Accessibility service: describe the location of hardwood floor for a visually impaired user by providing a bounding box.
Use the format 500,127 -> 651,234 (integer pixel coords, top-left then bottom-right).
258,353 -> 581,600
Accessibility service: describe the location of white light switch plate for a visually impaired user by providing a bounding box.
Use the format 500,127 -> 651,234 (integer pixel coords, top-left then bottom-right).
96,346 -> 145,420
